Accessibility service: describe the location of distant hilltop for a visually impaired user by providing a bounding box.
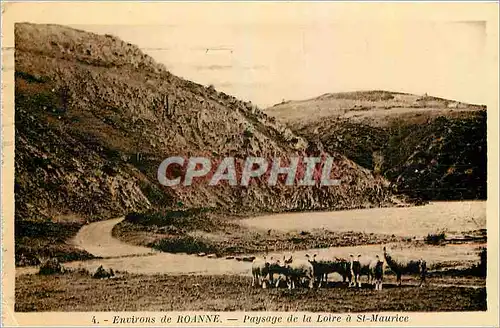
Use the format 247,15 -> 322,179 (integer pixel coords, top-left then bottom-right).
267,90 -> 485,127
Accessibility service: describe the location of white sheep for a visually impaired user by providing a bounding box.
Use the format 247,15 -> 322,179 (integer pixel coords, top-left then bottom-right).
383,246 -> 427,287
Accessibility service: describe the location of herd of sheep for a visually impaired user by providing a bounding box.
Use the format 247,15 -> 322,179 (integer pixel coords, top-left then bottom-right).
251,246 -> 427,290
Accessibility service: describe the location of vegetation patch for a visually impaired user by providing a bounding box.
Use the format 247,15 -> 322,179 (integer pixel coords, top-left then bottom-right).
425,232 -> 446,245
38,258 -> 63,275
386,112 -> 486,200
124,208 -> 221,232
150,236 -> 218,255
15,220 -> 95,266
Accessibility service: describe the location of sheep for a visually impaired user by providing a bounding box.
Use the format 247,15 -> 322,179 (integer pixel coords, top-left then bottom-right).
305,254 -> 329,287
266,257 -> 291,287
333,257 -> 353,285
277,255 -> 314,289
383,246 -> 427,287
260,257 -> 289,288
350,254 -> 384,289
251,257 -> 272,288
255,256 -> 293,288
372,257 -> 384,291
305,254 -> 352,287
349,254 -> 367,287
286,257 -> 314,289
268,259 -> 290,288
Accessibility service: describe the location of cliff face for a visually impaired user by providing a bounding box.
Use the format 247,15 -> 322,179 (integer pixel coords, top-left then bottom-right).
15,23 -> 394,264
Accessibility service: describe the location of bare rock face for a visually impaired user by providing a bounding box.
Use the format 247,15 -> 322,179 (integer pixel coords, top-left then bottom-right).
15,23 -> 395,264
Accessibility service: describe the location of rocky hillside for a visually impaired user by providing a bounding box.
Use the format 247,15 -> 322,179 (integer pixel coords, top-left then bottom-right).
387,112 -> 486,200
267,91 -> 487,201
15,23 -> 394,265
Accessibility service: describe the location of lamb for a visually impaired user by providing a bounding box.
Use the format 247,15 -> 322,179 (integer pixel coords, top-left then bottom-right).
383,246 -> 427,287
251,257 -> 272,288
350,254 -> 384,289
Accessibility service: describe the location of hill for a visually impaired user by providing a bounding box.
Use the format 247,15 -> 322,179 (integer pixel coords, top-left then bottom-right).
14,23 -> 394,265
268,90 -> 485,128
266,91 -> 487,201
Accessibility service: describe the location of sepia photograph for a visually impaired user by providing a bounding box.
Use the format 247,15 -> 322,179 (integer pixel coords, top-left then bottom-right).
2,1 -> 499,326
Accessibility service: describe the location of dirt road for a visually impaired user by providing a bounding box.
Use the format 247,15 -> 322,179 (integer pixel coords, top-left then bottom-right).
62,217 -> 251,276
71,218 -> 157,257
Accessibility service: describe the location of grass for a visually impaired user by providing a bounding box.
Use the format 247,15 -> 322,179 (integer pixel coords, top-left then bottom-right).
15,220 -> 95,266
15,272 -> 486,312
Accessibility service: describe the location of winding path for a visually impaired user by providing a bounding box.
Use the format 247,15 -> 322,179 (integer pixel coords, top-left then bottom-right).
61,217 -> 252,276
72,218 -> 157,258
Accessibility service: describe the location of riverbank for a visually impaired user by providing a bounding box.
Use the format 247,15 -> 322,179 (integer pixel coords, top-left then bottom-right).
111,201 -> 486,259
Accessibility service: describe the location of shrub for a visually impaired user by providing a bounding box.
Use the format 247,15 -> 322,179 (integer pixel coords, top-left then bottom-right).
425,232 -> 446,245
124,208 -> 214,230
16,253 -> 41,266
243,128 -> 253,138
38,258 -> 62,275
151,236 -> 216,255
92,265 -> 115,279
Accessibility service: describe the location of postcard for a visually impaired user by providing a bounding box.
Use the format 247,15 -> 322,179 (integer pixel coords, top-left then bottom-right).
1,2 -> 498,327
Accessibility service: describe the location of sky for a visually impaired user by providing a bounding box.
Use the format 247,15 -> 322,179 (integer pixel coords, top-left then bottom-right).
3,2 -> 495,108
75,20 -> 487,108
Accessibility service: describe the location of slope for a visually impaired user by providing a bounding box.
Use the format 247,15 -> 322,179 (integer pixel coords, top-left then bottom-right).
14,23 -> 394,265
266,91 -> 486,200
